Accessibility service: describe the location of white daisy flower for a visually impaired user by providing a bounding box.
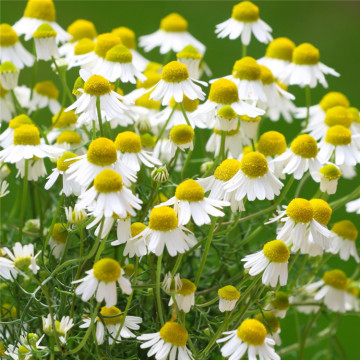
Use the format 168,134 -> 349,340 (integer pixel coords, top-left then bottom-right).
0,24 -> 35,69
66,37 -> 96,69
166,125 -> 195,158
255,312 -> 281,345
33,23 -> 59,61
65,206 -> 87,225
213,106 -> 239,131
215,1 -> 272,46
73,258 -> 132,307
176,45 -> 204,80
217,318 -> 279,360
0,61 -> 20,90
54,130 -> 83,152
15,156 -> 47,181
139,12 -> 205,55
138,321 -> 194,360
264,291 -> 290,319
46,110 -> 78,142
162,272 -> 182,293
0,114 -> 33,148
218,285 -> 240,312
239,115 -> 262,140
169,278 -> 196,313
0,180 -> 10,198
42,314 -> 74,343
313,164 -> 341,195
6,333 -> 45,360
48,222 -> 68,259
29,80 -> 61,115
80,306 -> 142,345
281,43 -> 339,88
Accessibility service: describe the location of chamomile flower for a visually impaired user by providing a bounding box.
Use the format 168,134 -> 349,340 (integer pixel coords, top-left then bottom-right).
65,206 -> 87,225
55,130 -> 83,152
33,23 -> 59,61
0,114 -> 32,148
67,38 -> 96,69
313,164 -> 341,195
15,156 -> 47,181
240,115 -> 262,139
29,80 -> 61,114
138,321 -> 194,360
346,284 -> 360,312
224,152 -> 283,201
0,242 -> 40,280
158,179 -> 229,226
0,81 -> 14,122
258,37 -> 296,78
265,291 -> 290,319
255,312 -> 281,345
218,285 -> 241,312
6,334 -> 45,360
0,24 -> 35,69
217,318 -> 279,360
169,278 -> 197,313
42,314 -> 74,343
163,272 -> 182,293
215,1 -> 272,45
0,180 -> 10,198
0,62 -> 19,90
242,240 -> 290,287
80,306 -> 142,345
282,43 -> 339,88
346,198 -> 360,214
176,45 -> 204,80
73,258 -> 132,306
149,61 -> 206,106
328,220 -> 359,263
139,12 -> 205,54
348,107 -> 360,134
214,106 -> 239,131
167,124 -> 195,158
48,223 -> 68,259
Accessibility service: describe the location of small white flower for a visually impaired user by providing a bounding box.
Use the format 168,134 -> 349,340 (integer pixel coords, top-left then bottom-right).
29,81 -> 61,115
0,180 -> 10,198
169,278 -> 196,313
33,23 -> 59,61
218,285 -> 240,312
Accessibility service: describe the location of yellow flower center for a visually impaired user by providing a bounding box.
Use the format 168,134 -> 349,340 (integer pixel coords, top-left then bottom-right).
169,125 -> 194,145
56,151 -> 78,172
217,105 -> 238,120
347,107 -> 360,123
290,134 -> 318,158
309,199 -> 332,226
14,257 -> 32,271
52,110 -> 77,128
115,131 -> 142,153
159,322 -> 188,346
319,164 -> 341,180
0,61 -> 18,73
93,258 -> 121,282
84,75 -> 111,96
160,13 -> 188,32
162,61 -> 189,83
255,312 -> 280,333
263,240 -> 290,263
149,206 -> 178,231
214,127 -> 240,137
286,198 -> 313,223
240,152 -> 268,178
9,114 -> 32,129
218,285 -> 240,301
240,115 -> 261,123
33,23 -> 57,38
35,81 -> 59,99
18,345 -> 30,356
94,33 -> 122,58
348,286 -> 359,297
56,130 -> 81,144
169,96 -> 199,112
209,79 -> 239,104
258,131 -> 286,157
265,37 -> 295,61
135,92 -> 161,110
214,159 -> 241,181
175,179 -> 204,202
324,106 -> 351,128
68,19 -> 97,42
260,65 -> 275,85
232,1 -> 259,22
105,44 -> 132,63
131,222 -> 147,237
322,269 -> 348,290
98,306 -> 123,325
112,26 -> 136,49
94,169 -> 123,193
140,133 -> 156,148
237,319 -> 266,346
331,220 -> 358,241
51,223 -> 68,244
177,45 -> 202,60
271,291 -> 289,310
13,124 -> 40,145
87,137 -> 117,166
292,43 -> 320,65
177,278 -> 197,295
232,57 -> 261,81
137,71 -> 162,89
319,92 -> 350,111
74,38 -> 95,55
24,0 -> 55,21
0,24 -> 19,47
145,62 -> 163,73
325,125 -> 352,146
123,264 -> 135,277
72,76 -> 84,96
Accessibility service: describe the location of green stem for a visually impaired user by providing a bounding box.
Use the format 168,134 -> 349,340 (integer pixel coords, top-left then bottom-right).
92,120 -> 97,140
156,104 -> 177,143
156,254 -> 164,325
242,44 -> 247,57
181,148 -> 193,180
18,159 -> 29,242
51,56 -> 73,103
171,254 -> 183,275
179,102 -> 191,127
96,96 -> 104,137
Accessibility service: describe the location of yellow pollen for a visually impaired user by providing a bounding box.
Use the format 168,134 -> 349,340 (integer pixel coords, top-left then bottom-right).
260,65 -> 275,85
87,137 -> 117,166
324,106 -> 351,128
332,220 -> 358,241
319,92 -> 350,111
232,1 -> 259,22
0,24 -> 19,47
255,312 -> 280,333
140,133 -> 156,148
72,76 -> 84,95
209,79 -> 239,104
271,291 -> 289,310
176,45 -> 202,60
292,43 -> 320,65
240,115 -> 261,123
159,322 -> 188,346
115,131 -> 142,153
258,131 -> 286,157
217,105 -> 237,120
24,0 -> 55,22
325,125 -> 352,146
99,306 -> 123,325
94,33 -> 122,58
149,206 -> 178,231
347,284 -> 359,297
112,27 -> 136,49
84,75 -> 111,96
218,285 -> 240,301
33,23 -> 56,38
34,81 -> 59,99
322,269 -> 348,290
105,44 -> 132,63
137,71 -> 161,89
18,345 -> 30,356
169,125 -> 194,145
56,152 -> 78,172
175,179 -> 204,202
131,222 -> 147,237
94,169 -> 123,193
135,92 -> 161,110
237,319 -> 266,346
319,164 -> 341,180
232,57 -> 261,81
51,223 -> 68,244
56,131 -> 81,144
290,134 -> 318,158
0,61 -> 18,73
162,61 -> 189,83
123,264 -> 135,277
265,37 -> 295,61
240,152 -> 268,178
169,95 -> 199,112
74,38 -> 95,55
177,279 -> 197,296
52,110 -> 77,128
286,198 -> 313,223
9,114 -> 32,129
214,159 -> 241,181
145,62 -> 163,73
309,199 -> 332,226
68,19 -> 97,42
14,256 -> 32,271
263,240 -> 290,263
13,124 -> 40,145
347,107 -> 360,123
160,13 -> 188,32
93,258 -> 121,282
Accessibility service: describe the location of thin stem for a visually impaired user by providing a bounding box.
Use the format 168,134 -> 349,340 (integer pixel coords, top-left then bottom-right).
242,43 -> 247,57
181,148 -> 193,180
219,131 -> 226,161
156,104 -> 177,143
171,254 -> 183,275
92,120 -> 97,140
51,56 -> 73,103
156,254 -> 164,325
18,159 -> 29,242
179,102 -> 191,127
96,96 -> 104,137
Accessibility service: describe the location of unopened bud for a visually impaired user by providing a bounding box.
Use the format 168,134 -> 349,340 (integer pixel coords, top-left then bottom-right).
151,166 -> 169,183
